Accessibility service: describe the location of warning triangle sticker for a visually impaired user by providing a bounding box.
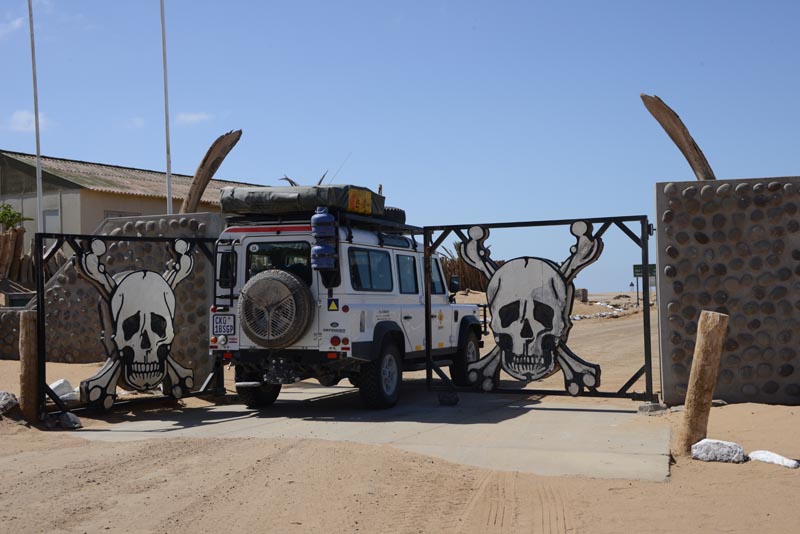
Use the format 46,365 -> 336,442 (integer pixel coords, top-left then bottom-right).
328,298 -> 339,311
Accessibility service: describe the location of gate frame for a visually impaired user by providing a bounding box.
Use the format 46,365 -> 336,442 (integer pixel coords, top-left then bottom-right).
422,215 -> 657,403
34,232 -> 226,420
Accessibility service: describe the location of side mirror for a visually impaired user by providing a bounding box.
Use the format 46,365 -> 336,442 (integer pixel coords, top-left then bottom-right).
448,275 -> 460,293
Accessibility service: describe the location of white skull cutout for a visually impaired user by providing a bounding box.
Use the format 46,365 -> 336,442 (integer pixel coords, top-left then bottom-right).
110,271 -> 176,390
487,258 -> 569,381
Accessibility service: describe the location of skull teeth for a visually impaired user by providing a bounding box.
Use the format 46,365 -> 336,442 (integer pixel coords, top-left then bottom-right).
508,354 -> 545,376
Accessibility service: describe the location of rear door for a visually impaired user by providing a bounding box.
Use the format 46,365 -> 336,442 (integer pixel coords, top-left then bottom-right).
239,235 -> 320,350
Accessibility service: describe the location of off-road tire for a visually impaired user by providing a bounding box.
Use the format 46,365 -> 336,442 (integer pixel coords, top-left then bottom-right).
450,330 -> 480,387
359,343 -> 402,409
235,366 -> 281,408
238,269 -> 314,349
383,206 -> 406,225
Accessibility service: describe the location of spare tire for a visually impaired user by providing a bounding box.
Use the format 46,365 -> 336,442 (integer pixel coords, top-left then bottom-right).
238,269 -> 314,349
383,206 -> 406,224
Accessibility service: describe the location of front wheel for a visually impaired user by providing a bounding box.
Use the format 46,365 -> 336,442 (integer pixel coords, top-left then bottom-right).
450,330 -> 480,387
359,343 -> 402,409
235,366 -> 281,408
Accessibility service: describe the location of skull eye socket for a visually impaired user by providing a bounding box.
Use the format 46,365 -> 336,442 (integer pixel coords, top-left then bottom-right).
151,313 -> 168,338
122,312 -> 141,341
533,300 -> 554,331
498,300 -> 521,328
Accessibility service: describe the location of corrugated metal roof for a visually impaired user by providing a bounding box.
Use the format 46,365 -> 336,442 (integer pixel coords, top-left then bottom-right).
1,150 -> 260,205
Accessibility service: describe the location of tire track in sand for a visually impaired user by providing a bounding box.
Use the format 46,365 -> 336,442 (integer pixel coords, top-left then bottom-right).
456,471 -> 574,534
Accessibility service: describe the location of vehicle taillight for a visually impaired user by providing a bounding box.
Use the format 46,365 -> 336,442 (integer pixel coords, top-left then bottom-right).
330,336 -> 341,346
210,336 -> 218,344
342,337 -> 350,346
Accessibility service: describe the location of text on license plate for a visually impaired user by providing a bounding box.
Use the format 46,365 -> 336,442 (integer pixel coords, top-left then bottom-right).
213,315 -> 235,335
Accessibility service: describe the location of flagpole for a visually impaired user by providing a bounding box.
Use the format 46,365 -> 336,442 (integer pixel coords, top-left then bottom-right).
160,0 -> 173,214
26,0 -> 43,232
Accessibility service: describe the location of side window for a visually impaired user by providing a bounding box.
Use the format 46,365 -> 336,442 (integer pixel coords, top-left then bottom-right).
397,255 -> 419,294
430,258 -> 445,294
218,251 -> 237,289
349,248 -> 393,292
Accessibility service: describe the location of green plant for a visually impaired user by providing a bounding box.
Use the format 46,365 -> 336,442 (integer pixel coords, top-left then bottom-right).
0,203 -> 31,228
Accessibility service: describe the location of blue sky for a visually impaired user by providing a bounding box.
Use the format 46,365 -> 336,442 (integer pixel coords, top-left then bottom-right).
2,1 -> 799,290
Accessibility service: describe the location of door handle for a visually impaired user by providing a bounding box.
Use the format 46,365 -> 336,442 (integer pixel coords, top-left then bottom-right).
403,315 -> 413,320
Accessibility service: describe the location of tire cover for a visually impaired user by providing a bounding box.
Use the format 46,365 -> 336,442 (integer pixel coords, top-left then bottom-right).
238,269 -> 314,349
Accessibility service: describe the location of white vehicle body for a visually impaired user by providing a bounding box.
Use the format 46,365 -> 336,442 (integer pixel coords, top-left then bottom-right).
209,218 -> 481,409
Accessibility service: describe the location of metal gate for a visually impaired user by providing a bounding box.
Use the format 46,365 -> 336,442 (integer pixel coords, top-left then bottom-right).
422,215 -> 656,403
34,232 -> 225,419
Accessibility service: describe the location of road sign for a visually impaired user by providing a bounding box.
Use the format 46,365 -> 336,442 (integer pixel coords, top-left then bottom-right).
633,264 -> 656,278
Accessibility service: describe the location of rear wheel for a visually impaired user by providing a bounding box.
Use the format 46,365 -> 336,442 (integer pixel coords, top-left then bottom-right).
450,330 -> 480,387
235,366 -> 281,408
359,343 -> 401,409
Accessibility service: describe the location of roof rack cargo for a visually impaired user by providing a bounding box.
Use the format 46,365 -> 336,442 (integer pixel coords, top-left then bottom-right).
220,184 -> 385,217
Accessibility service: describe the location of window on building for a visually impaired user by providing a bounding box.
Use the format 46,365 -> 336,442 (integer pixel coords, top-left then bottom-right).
104,210 -> 141,219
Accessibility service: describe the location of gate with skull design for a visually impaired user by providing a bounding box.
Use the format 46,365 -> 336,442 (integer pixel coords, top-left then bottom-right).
423,215 -> 656,402
33,232 -> 225,418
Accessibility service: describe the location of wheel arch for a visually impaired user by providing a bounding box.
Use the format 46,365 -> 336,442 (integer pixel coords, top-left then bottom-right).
457,315 -> 482,351
351,320 -> 405,362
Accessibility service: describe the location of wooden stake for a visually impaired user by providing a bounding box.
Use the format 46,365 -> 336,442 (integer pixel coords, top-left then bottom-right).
676,310 -> 729,454
19,310 -> 39,423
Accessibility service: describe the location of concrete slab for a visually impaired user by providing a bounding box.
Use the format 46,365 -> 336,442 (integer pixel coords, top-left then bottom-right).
77,380 -> 671,481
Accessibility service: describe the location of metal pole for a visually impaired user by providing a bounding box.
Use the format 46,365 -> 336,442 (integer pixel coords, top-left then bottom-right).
34,233 -> 46,419
636,277 -> 640,307
26,0 -> 43,232
160,0 -> 173,214
423,230 -> 433,389
641,218 -> 654,401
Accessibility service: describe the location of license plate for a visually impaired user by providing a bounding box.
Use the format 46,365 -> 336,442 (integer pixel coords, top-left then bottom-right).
213,314 -> 235,335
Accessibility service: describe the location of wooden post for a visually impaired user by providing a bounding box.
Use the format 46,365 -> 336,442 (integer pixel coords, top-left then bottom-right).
19,310 -> 40,423
676,310 -> 729,454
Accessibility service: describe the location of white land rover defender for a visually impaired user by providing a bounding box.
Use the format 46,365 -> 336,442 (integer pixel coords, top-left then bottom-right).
209,185 -> 482,409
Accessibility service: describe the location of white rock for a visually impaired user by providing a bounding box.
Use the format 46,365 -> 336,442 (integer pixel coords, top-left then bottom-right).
0,391 -> 19,415
49,379 -> 74,398
691,438 -> 746,463
748,450 -> 800,469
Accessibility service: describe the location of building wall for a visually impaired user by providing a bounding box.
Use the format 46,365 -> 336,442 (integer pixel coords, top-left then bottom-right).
656,177 -> 800,405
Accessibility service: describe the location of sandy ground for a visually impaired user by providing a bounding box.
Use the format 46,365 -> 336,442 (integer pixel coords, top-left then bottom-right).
1,292 -> 799,533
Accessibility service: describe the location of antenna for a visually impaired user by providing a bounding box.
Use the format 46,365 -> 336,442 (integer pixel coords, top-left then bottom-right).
329,152 -> 352,184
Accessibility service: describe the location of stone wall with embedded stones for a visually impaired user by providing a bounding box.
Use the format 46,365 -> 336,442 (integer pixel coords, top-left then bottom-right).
657,177 -> 800,405
0,308 -> 21,360
0,213 -> 225,391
